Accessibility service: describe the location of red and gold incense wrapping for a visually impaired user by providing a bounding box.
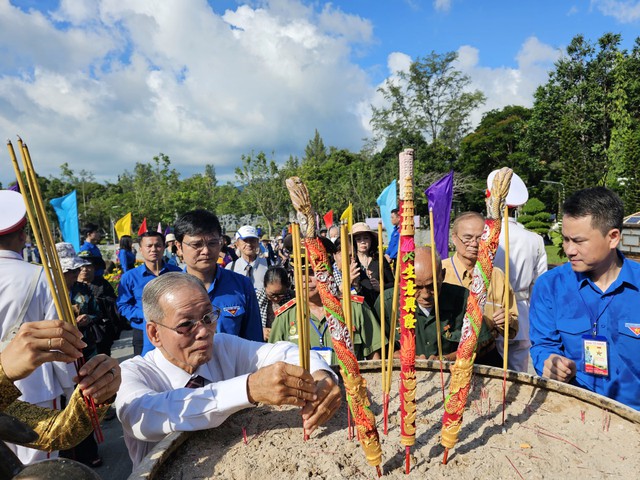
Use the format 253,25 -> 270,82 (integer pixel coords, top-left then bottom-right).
285,177 -> 383,473
440,167 -> 513,463
397,149 -> 417,458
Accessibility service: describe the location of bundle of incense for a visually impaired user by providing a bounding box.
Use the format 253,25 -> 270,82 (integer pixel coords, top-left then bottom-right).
7,138 -> 103,442
440,167 -> 513,464
286,177 -> 383,477
397,149 -> 417,474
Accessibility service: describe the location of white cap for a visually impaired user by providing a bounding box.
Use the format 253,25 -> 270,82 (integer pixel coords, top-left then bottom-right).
487,169 -> 529,207
235,225 -> 259,240
0,190 -> 27,235
165,233 -> 176,242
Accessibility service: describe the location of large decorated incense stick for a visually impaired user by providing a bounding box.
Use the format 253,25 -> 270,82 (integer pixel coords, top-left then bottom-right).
441,167 -> 513,464
286,177 -> 383,476
397,149 -> 417,474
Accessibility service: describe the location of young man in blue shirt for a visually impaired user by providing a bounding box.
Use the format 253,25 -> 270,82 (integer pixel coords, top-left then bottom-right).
530,187 -> 640,410
80,223 -> 104,277
174,210 -> 263,342
384,208 -> 400,264
116,231 -> 183,355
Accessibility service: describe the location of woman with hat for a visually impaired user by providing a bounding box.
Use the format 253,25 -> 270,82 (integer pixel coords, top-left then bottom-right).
351,222 -> 394,309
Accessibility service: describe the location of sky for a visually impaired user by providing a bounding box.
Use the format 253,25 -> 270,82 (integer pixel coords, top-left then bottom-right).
1,0 -> 639,187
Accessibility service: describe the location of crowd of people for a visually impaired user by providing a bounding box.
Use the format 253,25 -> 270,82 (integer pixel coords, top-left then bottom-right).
1,168 -> 639,475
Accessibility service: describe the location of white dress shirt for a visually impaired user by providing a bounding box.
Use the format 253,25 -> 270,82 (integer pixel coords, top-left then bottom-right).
494,218 -> 547,350
0,250 -> 76,463
225,256 -> 269,290
116,333 -> 336,467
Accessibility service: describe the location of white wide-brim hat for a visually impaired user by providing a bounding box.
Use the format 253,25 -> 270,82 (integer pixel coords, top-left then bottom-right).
487,169 -> 529,207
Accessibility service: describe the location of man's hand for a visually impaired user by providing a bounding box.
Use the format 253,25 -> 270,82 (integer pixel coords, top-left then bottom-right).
542,354 -> 576,383
301,370 -> 341,435
492,308 -> 506,330
262,327 -> 271,342
0,320 -> 86,381
76,314 -> 90,327
247,362 -> 318,407
76,354 -> 121,404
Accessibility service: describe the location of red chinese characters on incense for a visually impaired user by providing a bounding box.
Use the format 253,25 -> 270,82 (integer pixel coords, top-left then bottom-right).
397,149 -> 417,466
440,167 -> 513,463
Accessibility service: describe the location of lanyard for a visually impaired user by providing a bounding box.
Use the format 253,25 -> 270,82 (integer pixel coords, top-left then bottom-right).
451,258 -> 465,287
309,317 -> 329,347
577,286 -> 615,336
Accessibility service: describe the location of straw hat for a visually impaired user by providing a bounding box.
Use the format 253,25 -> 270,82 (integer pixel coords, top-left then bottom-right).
487,169 -> 529,207
0,190 -> 27,235
351,222 -> 377,239
56,243 -> 91,272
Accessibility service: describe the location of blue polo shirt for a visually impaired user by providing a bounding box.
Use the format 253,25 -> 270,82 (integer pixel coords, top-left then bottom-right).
530,252 -> 640,410
198,266 -> 263,343
385,225 -> 400,260
80,241 -> 104,276
116,262 -> 183,354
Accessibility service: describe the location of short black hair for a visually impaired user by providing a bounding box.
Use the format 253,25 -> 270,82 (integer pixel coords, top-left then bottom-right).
562,187 -> 623,235
82,223 -> 99,236
391,208 -> 399,215
173,209 -> 222,242
138,231 -> 164,244
264,265 -> 291,288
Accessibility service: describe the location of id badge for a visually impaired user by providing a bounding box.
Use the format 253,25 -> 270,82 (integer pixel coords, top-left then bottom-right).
582,335 -> 609,377
311,346 -> 334,365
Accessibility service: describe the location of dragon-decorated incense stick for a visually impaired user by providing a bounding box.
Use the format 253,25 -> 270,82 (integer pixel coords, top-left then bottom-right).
285,177 -> 383,476
441,167 -> 513,464
397,149 -> 417,474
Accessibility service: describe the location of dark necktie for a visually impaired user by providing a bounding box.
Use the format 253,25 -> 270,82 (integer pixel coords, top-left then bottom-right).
184,375 -> 206,389
244,263 -> 253,279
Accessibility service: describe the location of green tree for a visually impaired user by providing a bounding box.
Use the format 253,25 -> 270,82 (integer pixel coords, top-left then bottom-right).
371,51 -> 486,150
235,151 -> 289,236
518,198 -> 552,236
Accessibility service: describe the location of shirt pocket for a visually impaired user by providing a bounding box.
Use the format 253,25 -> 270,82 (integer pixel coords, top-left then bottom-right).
616,321 -> 640,374
557,316 -> 591,360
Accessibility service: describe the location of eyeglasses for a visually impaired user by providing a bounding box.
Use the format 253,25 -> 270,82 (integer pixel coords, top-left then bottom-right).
454,233 -> 483,246
182,238 -> 222,252
153,308 -> 221,335
266,290 -> 289,301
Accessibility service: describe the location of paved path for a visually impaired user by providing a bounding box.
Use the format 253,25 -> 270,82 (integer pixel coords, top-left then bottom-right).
95,330 -> 134,480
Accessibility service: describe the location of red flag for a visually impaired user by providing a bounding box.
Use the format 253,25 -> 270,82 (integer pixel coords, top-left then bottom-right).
137,217 -> 148,236
323,210 -> 334,228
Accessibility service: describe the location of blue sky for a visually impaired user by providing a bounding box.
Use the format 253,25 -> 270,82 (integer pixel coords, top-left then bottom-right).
1,0 -> 639,187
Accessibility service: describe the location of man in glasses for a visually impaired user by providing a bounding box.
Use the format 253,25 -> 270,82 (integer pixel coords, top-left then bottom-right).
376,247 -> 470,360
116,273 -> 341,467
226,225 -> 270,290
117,231 -> 183,356
441,211 -> 518,367
174,210 -> 262,342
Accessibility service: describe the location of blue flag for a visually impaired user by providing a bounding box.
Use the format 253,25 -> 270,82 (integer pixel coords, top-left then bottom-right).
376,180 -> 397,235
425,171 -> 454,260
50,190 -> 80,251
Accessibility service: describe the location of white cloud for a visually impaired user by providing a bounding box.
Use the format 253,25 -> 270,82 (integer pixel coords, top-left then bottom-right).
592,0 -> 640,23
434,0 -> 452,13
454,37 -> 560,126
0,0 -> 374,186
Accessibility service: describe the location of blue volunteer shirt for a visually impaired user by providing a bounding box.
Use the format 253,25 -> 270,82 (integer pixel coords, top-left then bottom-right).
116,262 -> 183,354
201,266 -> 263,343
80,241 -> 104,276
385,225 -> 400,260
530,252 -> 640,410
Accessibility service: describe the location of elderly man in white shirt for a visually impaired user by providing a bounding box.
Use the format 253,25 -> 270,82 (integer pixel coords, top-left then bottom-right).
116,272 -> 341,468
490,170 -> 548,372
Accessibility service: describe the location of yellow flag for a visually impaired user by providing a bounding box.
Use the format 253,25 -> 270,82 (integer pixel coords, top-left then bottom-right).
340,203 -> 353,233
114,212 -> 132,240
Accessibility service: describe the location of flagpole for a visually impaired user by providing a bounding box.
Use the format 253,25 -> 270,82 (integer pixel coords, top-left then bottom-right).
429,207 -> 446,401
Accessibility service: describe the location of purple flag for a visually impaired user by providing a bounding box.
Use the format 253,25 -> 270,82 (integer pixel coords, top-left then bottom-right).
8,183 -> 19,192
425,171 -> 454,260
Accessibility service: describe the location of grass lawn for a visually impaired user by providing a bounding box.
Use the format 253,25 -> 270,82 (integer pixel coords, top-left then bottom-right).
545,244 -> 567,266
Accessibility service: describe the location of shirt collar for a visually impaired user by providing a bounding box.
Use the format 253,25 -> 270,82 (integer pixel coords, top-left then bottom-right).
576,250 -> 637,294
149,347 -> 213,388
0,250 -> 24,260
